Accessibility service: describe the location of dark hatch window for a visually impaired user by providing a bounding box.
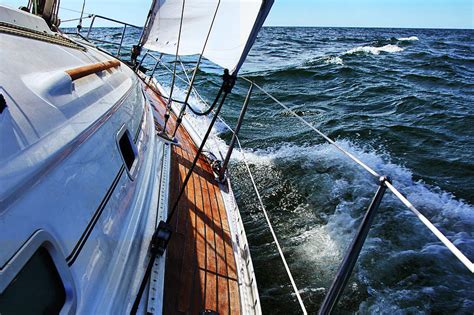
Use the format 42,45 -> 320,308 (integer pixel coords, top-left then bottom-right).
0,248 -> 66,314
118,129 -> 137,171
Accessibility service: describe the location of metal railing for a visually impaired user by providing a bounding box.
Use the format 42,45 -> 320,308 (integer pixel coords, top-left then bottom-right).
239,77 -> 474,314
85,15 -> 141,57
142,59 -> 473,314
138,51 -> 163,81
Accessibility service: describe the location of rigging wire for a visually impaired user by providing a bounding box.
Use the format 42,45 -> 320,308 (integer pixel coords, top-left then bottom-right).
233,133 -> 308,314
59,6 -> 92,15
240,76 -> 473,273
161,0 -> 187,135
77,0 -> 86,31
178,58 -> 219,115
170,0 -> 222,137
61,15 -> 92,23
151,56 -> 214,113
241,76 -> 380,178
385,181 -> 473,273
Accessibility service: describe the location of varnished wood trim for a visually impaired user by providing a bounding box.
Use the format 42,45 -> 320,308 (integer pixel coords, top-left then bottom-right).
66,60 -> 121,81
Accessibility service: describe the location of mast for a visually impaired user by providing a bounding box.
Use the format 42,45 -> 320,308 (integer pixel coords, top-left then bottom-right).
28,0 -> 61,28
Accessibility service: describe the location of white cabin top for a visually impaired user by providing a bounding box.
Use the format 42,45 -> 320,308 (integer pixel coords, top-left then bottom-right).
0,5 -> 53,34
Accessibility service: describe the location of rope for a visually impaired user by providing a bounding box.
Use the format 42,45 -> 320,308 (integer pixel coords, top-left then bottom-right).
148,58 -> 473,273
0,22 -> 86,51
240,76 -> 473,273
178,59 -> 219,116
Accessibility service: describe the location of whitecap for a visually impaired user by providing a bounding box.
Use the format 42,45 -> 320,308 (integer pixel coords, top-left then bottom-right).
345,44 -> 404,55
324,56 -> 344,65
236,140 -> 474,311
232,139 -> 474,254
397,36 -> 419,41
302,55 -> 344,67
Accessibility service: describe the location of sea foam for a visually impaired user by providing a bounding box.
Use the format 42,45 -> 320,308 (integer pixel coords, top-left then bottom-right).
232,139 -> 474,265
345,44 -> 404,55
397,36 -> 419,41
324,56 -> 344,65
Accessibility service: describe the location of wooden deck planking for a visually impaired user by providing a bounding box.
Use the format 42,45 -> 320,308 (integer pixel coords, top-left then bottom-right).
229,278 -> 241,314
177,149 -> 199,313
163,147 -> 185,314
143,82 -> 242,315
217,273 -> 231,315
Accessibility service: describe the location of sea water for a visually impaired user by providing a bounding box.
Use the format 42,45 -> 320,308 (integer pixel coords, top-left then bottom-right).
90,26 -> 474,314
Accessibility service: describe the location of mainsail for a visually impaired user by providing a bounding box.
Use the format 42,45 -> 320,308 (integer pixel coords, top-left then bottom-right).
140,0 -> 274,74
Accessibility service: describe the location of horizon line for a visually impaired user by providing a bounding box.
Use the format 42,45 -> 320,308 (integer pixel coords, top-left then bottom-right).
263,25 -> 474,31
67,24 -> 474,31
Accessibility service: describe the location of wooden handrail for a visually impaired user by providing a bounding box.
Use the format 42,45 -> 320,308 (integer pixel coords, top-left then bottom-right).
65,60 -> 121,81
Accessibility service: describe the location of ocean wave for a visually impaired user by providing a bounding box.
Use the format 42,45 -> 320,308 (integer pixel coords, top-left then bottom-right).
345,44 -> 404,55
233,140 -> 473,226
303,55 -> 345,67
324,56 -> 344,65
232,139 -> 474,311
397,36 -> 419,41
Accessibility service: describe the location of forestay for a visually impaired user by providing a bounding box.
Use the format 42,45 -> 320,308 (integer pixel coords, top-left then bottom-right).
140,0 -> 274,74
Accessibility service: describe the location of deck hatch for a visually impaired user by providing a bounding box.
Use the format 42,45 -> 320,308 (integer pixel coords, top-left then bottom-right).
117,126 -> 138,175
0,248 -> 66,314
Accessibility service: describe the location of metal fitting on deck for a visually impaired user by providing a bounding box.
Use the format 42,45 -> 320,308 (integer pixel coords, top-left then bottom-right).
151,220 -> 173,256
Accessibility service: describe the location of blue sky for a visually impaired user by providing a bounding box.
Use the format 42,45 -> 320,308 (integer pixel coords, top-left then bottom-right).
1,0 -> 473,29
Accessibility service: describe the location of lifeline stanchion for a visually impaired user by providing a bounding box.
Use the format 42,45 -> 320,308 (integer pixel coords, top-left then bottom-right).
319,176 -> 390,315
218,82 -> 253,181
244,76 -> 473,274
166,73 -> 234,225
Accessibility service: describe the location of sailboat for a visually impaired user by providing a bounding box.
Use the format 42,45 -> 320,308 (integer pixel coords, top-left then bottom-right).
1,1 -> 472,314
0,0 -> 273,314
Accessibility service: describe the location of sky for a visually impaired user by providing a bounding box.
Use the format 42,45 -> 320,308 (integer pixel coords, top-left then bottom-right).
1,0 -> 473,29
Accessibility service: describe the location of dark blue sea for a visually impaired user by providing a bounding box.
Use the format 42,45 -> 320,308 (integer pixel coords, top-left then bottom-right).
84,26 -> 474,314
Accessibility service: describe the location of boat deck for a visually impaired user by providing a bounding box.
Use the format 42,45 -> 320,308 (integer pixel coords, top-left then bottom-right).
144,83 -> 241,315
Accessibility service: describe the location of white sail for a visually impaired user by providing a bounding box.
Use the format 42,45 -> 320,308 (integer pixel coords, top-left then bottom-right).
141,0 -> 273,74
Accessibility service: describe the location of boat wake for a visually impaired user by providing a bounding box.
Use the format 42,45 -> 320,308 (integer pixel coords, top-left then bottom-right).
158,60 -> 473,314
232,140 -> 474,313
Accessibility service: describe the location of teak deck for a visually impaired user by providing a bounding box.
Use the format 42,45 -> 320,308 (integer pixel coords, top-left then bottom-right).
144,83 -> 241,315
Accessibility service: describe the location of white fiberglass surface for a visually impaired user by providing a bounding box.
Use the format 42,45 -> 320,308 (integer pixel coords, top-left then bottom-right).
0,33 -> 135,207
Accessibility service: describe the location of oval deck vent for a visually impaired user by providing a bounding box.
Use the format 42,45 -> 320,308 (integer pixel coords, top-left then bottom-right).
117,126 -> 138,175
